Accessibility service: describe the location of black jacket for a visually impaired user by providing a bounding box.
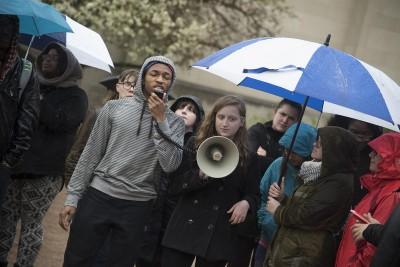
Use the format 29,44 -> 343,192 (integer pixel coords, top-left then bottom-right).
364,205 -> 400,267
13,85 -> 87,176
0,57 -> 40,167
12,43 -> 88,177
162,137 -> 259,261
247,121 -> 284,175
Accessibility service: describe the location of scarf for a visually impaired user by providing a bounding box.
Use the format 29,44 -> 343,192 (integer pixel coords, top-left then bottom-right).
299,160 -> 322,184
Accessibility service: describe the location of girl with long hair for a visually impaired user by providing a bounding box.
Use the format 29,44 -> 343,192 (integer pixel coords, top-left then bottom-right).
161,95 -> 260,267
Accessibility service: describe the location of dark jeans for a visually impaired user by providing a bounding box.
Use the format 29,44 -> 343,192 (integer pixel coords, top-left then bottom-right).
161,247 -> 226,267
63,187 -> 153,267
0,165 -> 11,207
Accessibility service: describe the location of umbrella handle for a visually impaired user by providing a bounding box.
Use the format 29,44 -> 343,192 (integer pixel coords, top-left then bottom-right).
24,36 -> 35,60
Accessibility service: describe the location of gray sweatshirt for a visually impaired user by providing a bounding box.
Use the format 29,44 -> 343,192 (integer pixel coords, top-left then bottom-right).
66,56 -> 185,207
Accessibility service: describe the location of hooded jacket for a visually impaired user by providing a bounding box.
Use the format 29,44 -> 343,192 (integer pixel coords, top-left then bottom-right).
66,56 -> 185,207
335,132 -> 400,267
258,123 -> 317,244
266,127 -> 358,267
12,43 -> 87,176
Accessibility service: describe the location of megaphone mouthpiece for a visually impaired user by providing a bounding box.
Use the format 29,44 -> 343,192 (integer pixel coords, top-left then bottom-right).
209,146 -> 223,161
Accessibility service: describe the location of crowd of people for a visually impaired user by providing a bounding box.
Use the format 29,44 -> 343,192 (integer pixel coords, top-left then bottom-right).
1,14 -> 400,267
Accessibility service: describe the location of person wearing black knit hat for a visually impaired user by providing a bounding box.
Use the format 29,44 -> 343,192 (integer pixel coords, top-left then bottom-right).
170,95 -> 205,143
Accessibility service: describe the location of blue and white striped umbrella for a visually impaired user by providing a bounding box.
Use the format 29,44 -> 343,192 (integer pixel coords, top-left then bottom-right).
193,37 -> 400,131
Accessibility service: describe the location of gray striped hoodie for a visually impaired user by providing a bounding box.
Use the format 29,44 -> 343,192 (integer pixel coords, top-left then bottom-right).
65,56 -> 185,207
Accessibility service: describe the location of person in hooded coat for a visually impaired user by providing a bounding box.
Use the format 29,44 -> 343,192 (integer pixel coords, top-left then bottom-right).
335,132 -> 400,267
265,126 -> 358,267
327,115 -> 382,206
59,56 -> 185,267
0,42 -> 87,267
254,123 -> 317,267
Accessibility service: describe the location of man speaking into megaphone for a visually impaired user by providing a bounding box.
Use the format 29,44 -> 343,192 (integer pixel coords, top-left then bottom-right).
162,95 -> 260,267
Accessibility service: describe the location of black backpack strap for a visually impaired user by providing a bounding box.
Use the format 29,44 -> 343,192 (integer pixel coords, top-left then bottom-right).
18,58 -> 33,101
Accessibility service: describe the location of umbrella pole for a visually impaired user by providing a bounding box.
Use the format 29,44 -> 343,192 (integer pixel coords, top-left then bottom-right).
277,34 -> 332,188
24,36 -> 35,60
277,96 -> 309,187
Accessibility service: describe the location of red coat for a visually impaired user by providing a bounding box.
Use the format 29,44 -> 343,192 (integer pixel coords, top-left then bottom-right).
335,133 -> 400,267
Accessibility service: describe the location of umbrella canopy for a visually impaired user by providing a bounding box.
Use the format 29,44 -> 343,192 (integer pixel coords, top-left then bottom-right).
193,37 -> 400,132
0,0 -> 72,35
20,16 -> 114,73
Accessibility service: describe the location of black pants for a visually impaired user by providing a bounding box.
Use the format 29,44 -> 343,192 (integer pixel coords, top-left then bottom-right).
161,247 -> 226,267
63,187 -> 153,267
227,235 -> 257,267
0,166 -> 10,207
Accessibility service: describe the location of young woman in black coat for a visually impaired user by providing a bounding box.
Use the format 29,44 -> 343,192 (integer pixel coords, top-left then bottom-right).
161,95 -> 260,267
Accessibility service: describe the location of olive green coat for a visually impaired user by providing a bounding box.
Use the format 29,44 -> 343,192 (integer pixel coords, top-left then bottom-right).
266,126 -> 359,267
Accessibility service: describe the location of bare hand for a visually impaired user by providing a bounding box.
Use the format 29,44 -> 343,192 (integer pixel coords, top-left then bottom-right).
266,196 -> 280,215
268,177 -> 285,201
148,93 -> 166,122
351,223 -> 369,242
257,146 -> 267,157
363,212 -> 380,224
227,200 -> 250,224
59,205 -> 76,231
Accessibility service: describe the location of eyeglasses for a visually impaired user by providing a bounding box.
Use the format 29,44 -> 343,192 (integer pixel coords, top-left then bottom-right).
117,81 -> 135,89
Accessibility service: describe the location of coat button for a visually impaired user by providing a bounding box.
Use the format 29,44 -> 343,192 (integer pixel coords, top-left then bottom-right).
218,186 -> 224,191
193,199 -> 199,204
207,224 -> 214,230
187,219 -> 194,224
182,183 -> 188,189
213,205 -> 219,211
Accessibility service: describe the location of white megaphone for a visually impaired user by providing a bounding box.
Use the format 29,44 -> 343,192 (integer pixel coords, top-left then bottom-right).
196,136 -> 239,178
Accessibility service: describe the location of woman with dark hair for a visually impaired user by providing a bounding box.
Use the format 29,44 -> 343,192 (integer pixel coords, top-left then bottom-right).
265,126 -> 358,267
161,95 -> 260,267
327,115 -> 383,206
